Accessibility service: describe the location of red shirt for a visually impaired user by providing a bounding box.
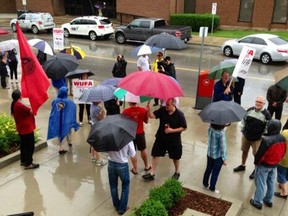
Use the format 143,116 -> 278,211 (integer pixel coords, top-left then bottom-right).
13,101 -> 36,135
123,106 -> 148,134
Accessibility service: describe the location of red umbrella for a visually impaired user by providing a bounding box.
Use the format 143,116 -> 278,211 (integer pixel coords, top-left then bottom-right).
0,28 -> 9,35
118,71 -> 184,100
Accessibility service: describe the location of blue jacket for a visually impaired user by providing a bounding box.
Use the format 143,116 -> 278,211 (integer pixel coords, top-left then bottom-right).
212,80 -> 233,102
47,86 -> 79,141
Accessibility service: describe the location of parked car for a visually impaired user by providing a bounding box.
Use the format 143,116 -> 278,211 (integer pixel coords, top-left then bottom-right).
61,16 -> 114,41
10,12 -> 55,34
115,18 -> 192,44
222,33 -> 288,64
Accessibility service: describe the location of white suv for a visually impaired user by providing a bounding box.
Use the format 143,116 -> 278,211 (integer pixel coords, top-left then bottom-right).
61,16 -> 114,41
10,13 -> 55,34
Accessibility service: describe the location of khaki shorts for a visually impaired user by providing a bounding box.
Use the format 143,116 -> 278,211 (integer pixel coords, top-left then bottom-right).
241,136 -> 261,156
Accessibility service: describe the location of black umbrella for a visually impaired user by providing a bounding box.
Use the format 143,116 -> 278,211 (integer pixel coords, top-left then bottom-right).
198,101 -> 247,125
43,53 -> 79,80
65,69 -> 94,79
87,114 -> 137,152
145,32 -> 187,50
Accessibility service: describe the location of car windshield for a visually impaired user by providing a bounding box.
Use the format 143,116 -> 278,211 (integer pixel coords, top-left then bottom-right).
269,37 -> 288,45
99,19 -> 111,25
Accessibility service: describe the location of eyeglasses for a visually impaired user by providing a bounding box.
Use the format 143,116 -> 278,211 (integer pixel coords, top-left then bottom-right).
255,101 -> 264,104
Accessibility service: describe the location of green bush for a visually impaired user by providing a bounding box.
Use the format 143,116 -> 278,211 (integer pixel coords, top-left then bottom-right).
163,178 -> 185,204
0,112 -> 42,153
170,13 -> 220,32
135,199 -> 167,216
149,186 -> 173,209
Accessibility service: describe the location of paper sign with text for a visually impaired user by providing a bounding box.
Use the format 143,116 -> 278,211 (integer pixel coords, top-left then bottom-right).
72,79 -> 94,104
232,46 -> 256,79
53,28 -> 64,51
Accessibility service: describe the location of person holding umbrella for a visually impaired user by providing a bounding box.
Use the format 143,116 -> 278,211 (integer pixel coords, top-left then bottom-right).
0,51 -> 9,89
78,73 -> 91,126
212,71 -> 233,102
142,98 -> 187,181
137,54 -> 150,71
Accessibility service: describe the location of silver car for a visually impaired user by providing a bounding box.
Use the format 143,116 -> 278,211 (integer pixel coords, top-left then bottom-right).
221,34 -> 288,64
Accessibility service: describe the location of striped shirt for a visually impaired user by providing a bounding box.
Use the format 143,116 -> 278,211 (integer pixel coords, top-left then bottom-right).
207,127 -> 227,161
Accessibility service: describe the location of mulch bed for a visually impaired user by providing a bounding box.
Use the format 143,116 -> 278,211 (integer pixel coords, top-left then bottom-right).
0,144 -> 20,159
168,187 -> 232,216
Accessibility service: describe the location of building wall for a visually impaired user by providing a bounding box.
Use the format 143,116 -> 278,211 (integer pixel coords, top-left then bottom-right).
117,0 -> 184,24
0,0 -> 17,13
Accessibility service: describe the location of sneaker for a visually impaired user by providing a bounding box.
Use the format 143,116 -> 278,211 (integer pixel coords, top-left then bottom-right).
79,122 -> 83,127
274,192 -> 288,199
203,185 -> 209,190
263,200 -> 273,208
250,199 -> 262,210
249,170 -> 255,180
91,158 -> 97,163
171,172 -> 180,180
24,163 -> 40,170
142,173 -> 155,181
95,160 -> 107,166
89,120 -> 93,124
233,165 -> 246,172
209,188 -> 220,194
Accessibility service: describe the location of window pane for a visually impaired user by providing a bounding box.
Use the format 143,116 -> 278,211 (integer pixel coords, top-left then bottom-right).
269,37 -> 288,45
252,38 -> 267,45
238,0 -> 254,22
272,0 -> 288,23
239,37 -> 254,43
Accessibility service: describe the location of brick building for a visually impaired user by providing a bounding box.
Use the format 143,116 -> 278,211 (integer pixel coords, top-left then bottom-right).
1,0 -> 287,30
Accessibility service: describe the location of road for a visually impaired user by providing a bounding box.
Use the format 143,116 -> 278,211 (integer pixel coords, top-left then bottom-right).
2,32 -> 288,109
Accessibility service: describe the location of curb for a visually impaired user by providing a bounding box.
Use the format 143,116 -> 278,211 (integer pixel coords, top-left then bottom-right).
0,141 -> 47,169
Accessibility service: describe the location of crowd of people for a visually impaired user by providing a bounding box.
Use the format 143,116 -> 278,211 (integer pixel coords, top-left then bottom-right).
4,49 -> 288,215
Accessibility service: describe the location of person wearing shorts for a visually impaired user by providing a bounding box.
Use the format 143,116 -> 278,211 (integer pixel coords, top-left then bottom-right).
233,96 -> 271,179
142,98 -> 187,181
275,130 -> 288,199
123,102 -> 151,174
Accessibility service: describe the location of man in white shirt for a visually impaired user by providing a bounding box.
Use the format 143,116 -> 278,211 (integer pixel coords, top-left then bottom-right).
108,141 -> 136,215
137,54 -> 150,71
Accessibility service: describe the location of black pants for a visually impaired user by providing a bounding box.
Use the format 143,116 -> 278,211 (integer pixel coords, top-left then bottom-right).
20,132 -> 35,166
9,63 -> 18,80
79,104 -> 91,122
233,92 -> 242,105
0,74 -> 7,88
268,104 -> 283,120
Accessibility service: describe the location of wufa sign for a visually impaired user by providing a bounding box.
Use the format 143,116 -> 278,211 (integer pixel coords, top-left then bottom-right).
72,79 -> 94,104
232,46 -> 256,79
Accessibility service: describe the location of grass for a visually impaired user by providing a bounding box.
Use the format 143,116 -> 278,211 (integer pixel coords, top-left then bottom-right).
192,30 -> 288,40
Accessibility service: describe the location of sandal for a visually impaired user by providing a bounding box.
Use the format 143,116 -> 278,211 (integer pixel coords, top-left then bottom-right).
130,168 -> 138,175
144,164 -> 152,171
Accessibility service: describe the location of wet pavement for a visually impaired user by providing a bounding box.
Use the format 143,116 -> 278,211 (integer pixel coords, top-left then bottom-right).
0,13 -> 288,216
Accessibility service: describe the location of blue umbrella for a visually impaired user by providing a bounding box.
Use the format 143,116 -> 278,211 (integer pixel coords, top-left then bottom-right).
100,77 -> 122,87
130,44 -> 162,57
79,85 -> 116,102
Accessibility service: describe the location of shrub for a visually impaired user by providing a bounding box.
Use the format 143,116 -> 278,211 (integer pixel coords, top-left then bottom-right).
170,13 -> 220,32
0,112 -> 42,153
134,199 -> 167,216
149,186 -> 173,209
163,178 -> 185,204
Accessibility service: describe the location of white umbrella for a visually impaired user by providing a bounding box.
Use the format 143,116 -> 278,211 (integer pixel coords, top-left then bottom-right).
0,39 -> 18,51
28,38 -> 54,55
130,44 -> 162,57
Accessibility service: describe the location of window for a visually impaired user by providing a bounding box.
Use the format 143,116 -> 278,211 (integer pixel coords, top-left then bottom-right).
238,0 -> 254,22
272,0 -> 288,24
71,19 -> 81,25
130,20 -> 140,28
140,21 -> 150,28
18,14 -> 26,20
269,37 -> 288,45
238,37 -> 254,43
252,38 -> 267,45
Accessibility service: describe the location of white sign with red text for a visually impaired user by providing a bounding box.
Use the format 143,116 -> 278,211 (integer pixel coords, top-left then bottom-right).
232,46 -> 256,79
72,79 -> 94,104
53,28 -> 64,51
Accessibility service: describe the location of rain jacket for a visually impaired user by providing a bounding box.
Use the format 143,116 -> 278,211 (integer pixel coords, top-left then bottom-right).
254,119 -> 286,167
47,86 -> 79,141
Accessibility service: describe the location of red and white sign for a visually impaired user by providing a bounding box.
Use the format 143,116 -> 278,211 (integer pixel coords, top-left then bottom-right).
232,46 -> 256,79
53,28 -> 64,51
72,79 -> 94,104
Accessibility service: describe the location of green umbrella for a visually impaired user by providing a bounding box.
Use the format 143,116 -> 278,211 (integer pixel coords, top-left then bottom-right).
114,88 -> 151,103
274,69 -> 288,92
207,61 -> 236,80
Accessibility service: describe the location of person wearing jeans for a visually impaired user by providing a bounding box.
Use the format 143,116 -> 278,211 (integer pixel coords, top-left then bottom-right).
202,124 -> 227,193
108,141 -> 136,215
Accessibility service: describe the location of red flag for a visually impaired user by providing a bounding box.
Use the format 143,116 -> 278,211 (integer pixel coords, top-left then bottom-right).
16,22 -> 50,115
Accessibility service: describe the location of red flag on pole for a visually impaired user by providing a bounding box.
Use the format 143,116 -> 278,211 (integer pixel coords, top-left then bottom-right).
16,22 -> 50,115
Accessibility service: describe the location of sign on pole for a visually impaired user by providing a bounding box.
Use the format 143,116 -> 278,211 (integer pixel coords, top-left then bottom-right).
53,28 -> 64,51
22,0 -> 27,5
232,46 -> 256,79
72,79 -> 94,104
211,3 -> 217,15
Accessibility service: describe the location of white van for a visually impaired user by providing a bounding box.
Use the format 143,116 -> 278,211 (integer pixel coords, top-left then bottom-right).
10,12 -> 55,34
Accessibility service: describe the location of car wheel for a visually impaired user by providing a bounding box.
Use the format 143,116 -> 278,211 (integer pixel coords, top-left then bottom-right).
89,31 -> 97,41
31,25 -> 39,34
115,33 -> 126,44
11,23 -> 17,32
223,46 -> 233,57
64,29 -> 70,38
260,53 -> 271,64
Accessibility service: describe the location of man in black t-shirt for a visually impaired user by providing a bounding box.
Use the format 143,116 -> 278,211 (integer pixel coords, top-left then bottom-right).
142,98 -> 187,181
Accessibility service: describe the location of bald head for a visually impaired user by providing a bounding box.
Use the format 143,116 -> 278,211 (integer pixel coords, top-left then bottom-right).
255,96 -> 265,110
